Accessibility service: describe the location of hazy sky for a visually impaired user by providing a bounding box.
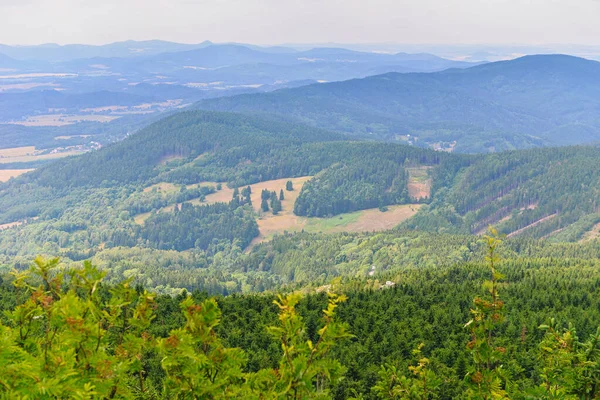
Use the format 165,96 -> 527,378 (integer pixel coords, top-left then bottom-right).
1,0 -> 600,46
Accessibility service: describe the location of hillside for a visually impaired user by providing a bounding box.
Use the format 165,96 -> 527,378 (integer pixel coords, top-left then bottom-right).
197,55 -> 600,153
0,110 -> 600,291
404,146 -> 600,241
0,111 -> 451,260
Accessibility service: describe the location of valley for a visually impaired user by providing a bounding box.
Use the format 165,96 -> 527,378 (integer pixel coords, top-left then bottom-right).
4,38 -> 600,399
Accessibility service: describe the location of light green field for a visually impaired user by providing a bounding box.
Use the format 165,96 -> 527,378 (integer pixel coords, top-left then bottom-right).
303,211 -> 363,232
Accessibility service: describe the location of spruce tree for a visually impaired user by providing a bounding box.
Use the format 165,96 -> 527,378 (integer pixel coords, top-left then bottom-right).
261,198 -> 270,212
272,198 -> 282,215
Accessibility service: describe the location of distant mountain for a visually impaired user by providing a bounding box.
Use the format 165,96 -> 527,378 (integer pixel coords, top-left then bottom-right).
295,48 -> 477,70
54,44 -> 480,86
196,54 -> 600,152
0,40 -> 212,61
0,52 -> 24,69
148,44 -> 296,68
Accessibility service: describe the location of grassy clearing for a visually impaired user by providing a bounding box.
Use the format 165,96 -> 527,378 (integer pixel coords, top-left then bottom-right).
134,212 -> 152,225
407,166 -> 432,200
304,212 -> 362,231
0,221 -> 23,230
142,182 -> 181,194
303,204 -> 422,234
252,203 -> 422,246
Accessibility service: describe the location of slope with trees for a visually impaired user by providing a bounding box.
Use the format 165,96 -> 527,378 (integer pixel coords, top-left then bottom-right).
197,55 -> 600,152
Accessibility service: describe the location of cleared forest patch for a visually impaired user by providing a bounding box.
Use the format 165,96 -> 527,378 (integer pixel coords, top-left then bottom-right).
203,177 -> 313,209
0,221 -> 22,230
407,167 -> 432,200
137,176 -> 420,246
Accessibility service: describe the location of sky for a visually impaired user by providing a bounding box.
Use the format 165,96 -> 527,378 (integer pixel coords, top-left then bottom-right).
1,0 -> 600,46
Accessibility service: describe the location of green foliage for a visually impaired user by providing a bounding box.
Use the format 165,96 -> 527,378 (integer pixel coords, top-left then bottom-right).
0,257 -> 350,399
372,343 -> 442,399
0,257 -> 156,398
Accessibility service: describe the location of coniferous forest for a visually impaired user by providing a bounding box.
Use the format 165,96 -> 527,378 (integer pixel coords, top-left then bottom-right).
3,52 -> 600,399
4,230 -> 600,398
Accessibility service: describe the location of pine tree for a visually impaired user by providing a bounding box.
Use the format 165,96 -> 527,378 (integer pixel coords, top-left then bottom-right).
279,189 -> 285,201
286,180 -> 294,191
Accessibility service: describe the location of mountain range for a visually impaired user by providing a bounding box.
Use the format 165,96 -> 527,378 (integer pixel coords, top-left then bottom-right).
197,54 -> 600,152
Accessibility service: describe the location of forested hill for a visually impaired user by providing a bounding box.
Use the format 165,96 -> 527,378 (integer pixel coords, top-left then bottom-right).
196,54 -> 600,153
20,111 -> 346,188
0,109 -> 600,278
404,145 -> 600,241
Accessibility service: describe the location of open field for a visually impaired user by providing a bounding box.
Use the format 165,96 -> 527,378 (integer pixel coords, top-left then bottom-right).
0,151 -> 83,164
251,204 -> 422,246
203,177 -> 313,208
0,146 -> 36,158
407,166 -> 432,200
0,169 -> 35,182
306,204 -> 422,233
7,114 -> 119,127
